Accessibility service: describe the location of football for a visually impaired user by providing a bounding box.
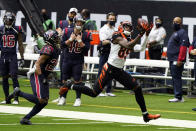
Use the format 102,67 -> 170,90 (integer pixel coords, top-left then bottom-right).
137,18 -> 149,30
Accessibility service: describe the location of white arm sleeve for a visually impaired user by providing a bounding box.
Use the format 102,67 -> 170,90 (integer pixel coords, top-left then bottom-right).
133,34 -> 148,52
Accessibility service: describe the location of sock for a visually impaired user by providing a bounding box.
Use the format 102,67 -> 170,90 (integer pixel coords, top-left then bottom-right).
24,103 -> 47,120
11,75 -> 19,88
73,84 -> 97,97
75,90 -> 81,99
75,83 -> 82,99
134,87 -> 147,113
19,92 -> 40,104
61,91 -> 68,98
2,77 -> 9,98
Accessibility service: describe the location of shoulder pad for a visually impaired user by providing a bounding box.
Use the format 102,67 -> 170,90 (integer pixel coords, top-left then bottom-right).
40,45 -> 54,56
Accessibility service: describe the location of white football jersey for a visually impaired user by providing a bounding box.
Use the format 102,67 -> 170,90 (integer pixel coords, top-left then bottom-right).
108,42 -> 130,69
107,33 -> 148,69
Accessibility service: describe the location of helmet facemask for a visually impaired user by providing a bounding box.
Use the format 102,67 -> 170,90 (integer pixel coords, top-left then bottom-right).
3,12 -> 16,29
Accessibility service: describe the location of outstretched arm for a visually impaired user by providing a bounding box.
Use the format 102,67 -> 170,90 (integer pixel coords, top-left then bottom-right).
18,32 -> 24,59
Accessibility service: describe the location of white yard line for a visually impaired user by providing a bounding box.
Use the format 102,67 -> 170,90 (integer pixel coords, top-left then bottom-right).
52,118 -> 80,121
0,105 -> 195,128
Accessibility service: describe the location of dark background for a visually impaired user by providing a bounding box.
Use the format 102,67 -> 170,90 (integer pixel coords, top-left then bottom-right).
0,0 -> 196,46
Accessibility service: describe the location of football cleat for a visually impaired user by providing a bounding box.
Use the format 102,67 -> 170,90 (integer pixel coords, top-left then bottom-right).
105,93 -> 116,97
1,100 -> 11,104
52,97 -> 60,103
12,100 -> 19,105
20,118 -> 32,125
73,98 -> 81,107
98,93 -> 106,97
57,97 -> 66,106
192,108 -> 196,111
168,98 -> 184,103
143,113 -> 161,123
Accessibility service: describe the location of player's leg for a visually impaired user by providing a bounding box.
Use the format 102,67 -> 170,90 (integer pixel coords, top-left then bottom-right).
61,63 -> 112,97
113,67 -> 160,122
20,73 -> 49,125
72,63 -> 83,106
57,62 -> 72,105
10,56 -> 20,104
1,59 -> 10,104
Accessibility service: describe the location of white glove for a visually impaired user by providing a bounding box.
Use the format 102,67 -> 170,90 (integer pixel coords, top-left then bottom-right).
27,66 -> 36,79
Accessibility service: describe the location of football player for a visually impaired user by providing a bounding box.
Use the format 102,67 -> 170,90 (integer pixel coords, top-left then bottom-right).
55,8 -> 77,96
0,12 -> 24,105
7,30 -> 60,125
57,16 -> 91,106
59,19 -> 161,122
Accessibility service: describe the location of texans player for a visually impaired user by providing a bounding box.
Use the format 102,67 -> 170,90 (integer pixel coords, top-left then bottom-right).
57,16 -> 91,106
60,19 -> 161,122
0,12 -> 24,105
8,30 -> 60,125
54,8 -> 77,98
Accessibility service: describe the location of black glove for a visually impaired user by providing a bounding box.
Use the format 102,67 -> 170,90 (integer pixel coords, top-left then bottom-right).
18,58 -> 25,68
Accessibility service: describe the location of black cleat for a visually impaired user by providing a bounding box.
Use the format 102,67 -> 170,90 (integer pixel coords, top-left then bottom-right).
143,113 -> 161,123
8,87 -> 20,100
20,118 -> 32,125
192,108 -> 196,111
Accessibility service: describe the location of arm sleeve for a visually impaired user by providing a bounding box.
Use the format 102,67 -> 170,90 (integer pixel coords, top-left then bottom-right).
177,31 -> 190,62
134,35 -> 148,52
82,33 -> 91,54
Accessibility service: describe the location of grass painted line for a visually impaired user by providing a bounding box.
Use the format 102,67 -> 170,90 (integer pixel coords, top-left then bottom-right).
0,114 -> 14,115
158,128 -> 185,130
0,105 -> 196,128
0,122 -> 113,126
1,97 -> 196,115
0,124 -> 18,125
52,119 -> 80,121
121,125 -> 149,127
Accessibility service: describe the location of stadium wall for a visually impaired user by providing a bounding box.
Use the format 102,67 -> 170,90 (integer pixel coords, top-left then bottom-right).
0,0 -> 196,58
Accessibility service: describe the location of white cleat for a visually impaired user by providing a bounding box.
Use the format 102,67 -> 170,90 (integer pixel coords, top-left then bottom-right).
105,93 -> 116,97
73,98 -> 81,107
57,97 -> 66,106
98,93 -> 106,97
12,100 -> 19,105
1,101 -> 6,104
52,97 -> 60,103
168,97 -> 184,103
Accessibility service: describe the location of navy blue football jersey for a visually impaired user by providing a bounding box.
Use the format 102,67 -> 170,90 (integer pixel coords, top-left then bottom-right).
58,20 -> 74,29
61,28 -> 91,63
0,26 -> 22,58
40,45 -> 60,77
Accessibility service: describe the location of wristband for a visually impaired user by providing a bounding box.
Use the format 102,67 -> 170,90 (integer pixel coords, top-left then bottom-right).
77,39 -> 82,43
69,37 -> 73,42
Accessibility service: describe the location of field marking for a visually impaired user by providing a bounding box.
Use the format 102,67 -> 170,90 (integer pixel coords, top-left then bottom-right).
121,125 -> 149,127
158,128 -> 185,130
0,105 -> 195,128
52,118 -> 80,121
0,114 -> 14,115
0,122 -> 113,126
1,97 -> 196,115
0,124 -> 18,125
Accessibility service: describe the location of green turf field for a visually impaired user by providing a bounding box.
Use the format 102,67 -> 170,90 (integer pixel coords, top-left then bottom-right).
0,78 -> 196,130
